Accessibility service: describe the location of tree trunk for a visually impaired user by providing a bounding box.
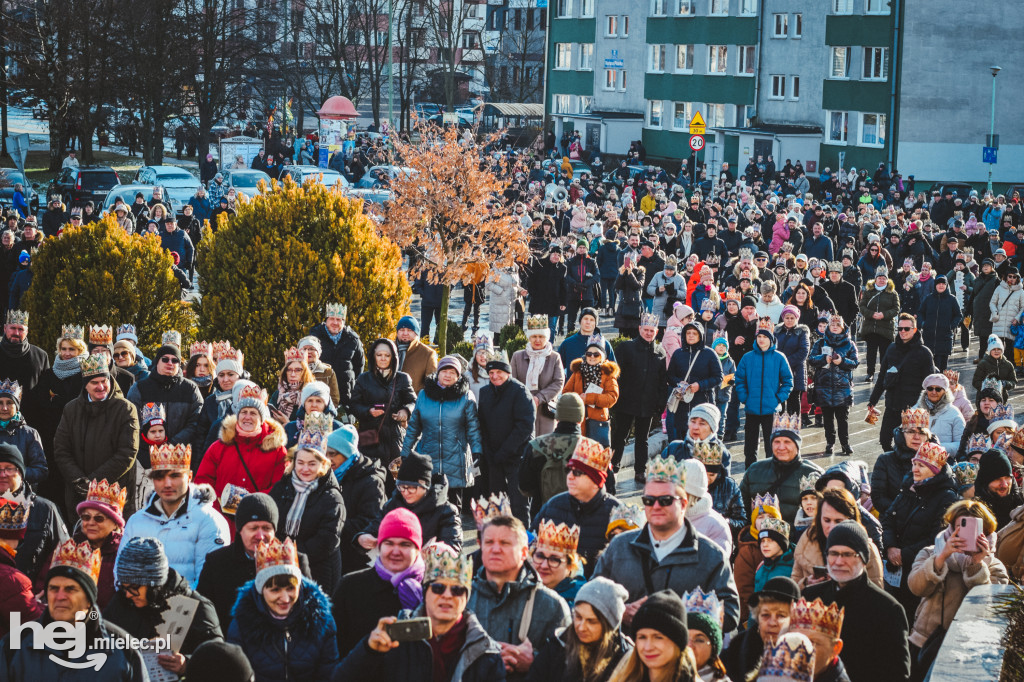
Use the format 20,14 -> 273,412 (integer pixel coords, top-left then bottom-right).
78,122 -> 95,165
438,283 -> 449,356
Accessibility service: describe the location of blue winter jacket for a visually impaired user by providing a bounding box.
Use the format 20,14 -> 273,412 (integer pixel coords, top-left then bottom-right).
803,235 -> 834,262
597,239 -> 621,278
807,328 -> 859,408
189,195 -> 212,224
159,226 -> 195,269
773,323 -> 810,390
400,375 -> 483,489
735,338 -> 793,415
0,418 -> 46,488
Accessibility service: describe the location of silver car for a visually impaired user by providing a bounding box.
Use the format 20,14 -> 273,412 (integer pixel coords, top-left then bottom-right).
132,166 -> 203,213
277,165 -> 350,189
222,169 -> 273,197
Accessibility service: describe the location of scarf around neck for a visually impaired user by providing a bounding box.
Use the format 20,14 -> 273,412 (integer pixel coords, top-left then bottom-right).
215,387 -> 233,418
0,338 -> 28,359
276,378 -> 301,421
580,360 -> 603,388
525,342 -> 553,392
52,356 -> 83,380
285,476 -> 318,537
374,555 -> 425,610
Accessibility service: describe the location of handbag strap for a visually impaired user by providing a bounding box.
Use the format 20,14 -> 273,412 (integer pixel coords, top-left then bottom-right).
233,441 -> 281,492
377,377 -> 399,436
517,586 -> 538,643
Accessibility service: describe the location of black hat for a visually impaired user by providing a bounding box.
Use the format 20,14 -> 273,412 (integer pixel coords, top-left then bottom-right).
0,443 -> 25,478
976,448 -> 1014,493
580,307 -> 599,323
135,191 -> 145,199
549,245 -> 563,254
741,295 -> 758,309
47,564 -> 98,607
935,275 -> 948,285
485,353 -> 511,374
187,641 -> 255,682
827,520 -> 871,564
397,451 -> 433,489
749,576 -> 800,607
156,344 -> 181,362
631,590 -> 688,650
235,492 -> 279,533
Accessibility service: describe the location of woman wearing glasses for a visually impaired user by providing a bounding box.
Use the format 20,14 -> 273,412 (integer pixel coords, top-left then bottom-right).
911,374 -> 966,455
529,520 -> 586,607
72,477 -> 126,608
563,334 -> 619,448
791,488 -> 884,590
989,267 -> 1024,354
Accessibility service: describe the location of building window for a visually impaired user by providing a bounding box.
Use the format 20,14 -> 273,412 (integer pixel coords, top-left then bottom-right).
556,0 -> 573,18
707,103 -> 725,128
652,0 -> 666,16
673,102 -> 691,130
827,111 -> 849,143
790,76 -> 800,99
861,113 -> 887,146
579,96 -> 592,114
710,0 -> 728,16
737,46 -> 756,75
604,69 -> 618,89
770,75 -> 786,99
649,101 -> 663,128
676,44 -> 694,72
793,14 -> 802,37
621,15 -> 629,36
740,0 -> 757,15
580,0 -> 594,17
677,0 -> 693,15
579,43 -> 594,70
708,45 -> 728,74
552,94 -> 572,114
832,0 -> 853,14
605,15 -> 617,36
772,14 -> 788,38
554,43 -> 572,69
866,0 -> 890,14
512,9 -> 521,30
863,47 -> 888,80
649,45 -> 666,72
830,47 -> 850,78
620,69 -> 627,89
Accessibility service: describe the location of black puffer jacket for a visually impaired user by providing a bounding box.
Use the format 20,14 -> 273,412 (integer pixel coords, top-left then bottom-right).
126,372 -> 204,445
871,430 -> 937,515
532,490 -> 622,578
868,330 -> 936,410
614,336 -> 667,417
331,564 -> 403,657
820,278 -> 859,327
349,338 -> 417,466
269,470 -> 346,594
369,478 -> 463,552
478,376 -> 535,464
336,456 -> 387,574
310,322 -> 365,409
881,467 -> 959,570
528,257 -> 568,316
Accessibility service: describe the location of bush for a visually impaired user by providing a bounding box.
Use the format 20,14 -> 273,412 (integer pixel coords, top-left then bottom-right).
23,217 -> 196,356
609,335 -> 631,353
498,323 -> 524,350
450,340 -> 474,361
196,180 -> 411,388
433,318 -> 464,354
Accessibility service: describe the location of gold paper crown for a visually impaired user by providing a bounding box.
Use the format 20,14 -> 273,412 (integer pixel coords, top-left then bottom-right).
725,291 -> 742,301
753,492 -> 780,512
913,442 -> 948,470
526,314 -> 548,330
943,369 -> 960,386
254,536 -> 299,574
772,412 -> 801,436
757,515 -> 790,540
645,455 -> 686,486
757,316 -> 775,332
0,498 -> 29,532
325,303 -> 347,319
789,598 -> 845,640
0,379 -> 21,403
471,493 -> 512,526
190,341 -> 212,358
758,632 -> 815,682
150,443 -> 191,472
536,520 -> 580,555
238,384 -> 268,404
684,588 -> 724,625
570,438 -> 612,472
693,441 -> 723,467
51,539 -> 102,585
6,310 -> 27,326
161,330 -> 182,347
80,353 -> 109,377
639,311 -> 660,328
84,479 -> 127,513
422,542 -> 473,588
61,324 -> 85,341
283,346 -> 307,364
1010,429 -> 1024,452
951,461 -> 979,487
302,411 -> 334,433
88,324 -> 113,345
211,340 -> 233,360
901,408 -> 930,430
826,260 -> 843,273
798,473 -> 820,494
967,433 -> 991,453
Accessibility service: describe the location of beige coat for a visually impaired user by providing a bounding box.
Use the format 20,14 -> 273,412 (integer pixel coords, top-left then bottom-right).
400,337 -> 438,395
510,349 -> 565,436
790,530 -> 885,589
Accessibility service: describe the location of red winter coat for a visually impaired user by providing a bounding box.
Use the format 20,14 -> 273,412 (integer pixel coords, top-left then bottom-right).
195,415 -> 287,535
0,546 -> 42,636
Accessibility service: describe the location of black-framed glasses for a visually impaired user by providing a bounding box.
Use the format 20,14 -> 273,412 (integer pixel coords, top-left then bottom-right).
159,356 -> 180,364
926,386 -> 945,392
898,326 -> 915,332
641,494 -> 681,507
566,468 -> 587,478
428,582 -> 468,597
531,551 -> 564,568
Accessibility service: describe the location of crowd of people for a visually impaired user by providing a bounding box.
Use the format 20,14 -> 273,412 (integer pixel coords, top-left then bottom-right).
2,136 -> 1024,682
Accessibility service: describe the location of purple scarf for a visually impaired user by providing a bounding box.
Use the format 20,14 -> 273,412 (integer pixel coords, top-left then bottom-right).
374,555 -> 425,610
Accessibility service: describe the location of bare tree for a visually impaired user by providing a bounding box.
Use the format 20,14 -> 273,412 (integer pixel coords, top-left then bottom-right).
300,0 -> 364,122
392,0 -> 425,130
351,0 -> 390,127
419,0 -> 478,110
481,11 -> 544,103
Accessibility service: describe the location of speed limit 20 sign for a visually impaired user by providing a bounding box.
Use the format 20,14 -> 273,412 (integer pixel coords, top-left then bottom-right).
689,135 -> 705,152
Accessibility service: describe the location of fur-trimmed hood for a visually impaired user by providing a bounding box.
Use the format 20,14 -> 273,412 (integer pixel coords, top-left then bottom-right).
218,414 -> 286,450
422,373 -> 470,401
569,358 -> 621,378
230,576 -> 333,644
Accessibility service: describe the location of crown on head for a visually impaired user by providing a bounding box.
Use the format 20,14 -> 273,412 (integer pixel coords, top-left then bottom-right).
608,503 -> 645,530
684,588 -> 724,626
85,479 -> 127,513
827,260 -> 843,273
701,297 -> 719,312
587,333 -> 606,350
473,332 -> 491,352
88,325 -> 113,345
211,340 -> 232,360
0,496 -> 29,533
296,428 -> 328,454
238,384 -> 268,404
570,438 -> 612,472
943,369 -> 960,386
161,330 -> 182,347
705,253 -> 720,264
141,402 -> 166,425
51,539 -> 101,585
913,442 -> 948,470
0,379 -> 21,403
757,316 -> 774,332
150,443 -> 191,472
994,432 -> 1013,454
645,455 -> 686,486
80,353 -> 109,377
254,537 -> 299,574
302,411 -> 334,434
981,376 -> 1004,395
901,408 -> 931,431
536,520 -> 580,555
214,346 -> 243,365
190,341 -> 212,358
772,412 -> 801,437
951,461 -> 979,488
799,473 -> 820,494
758,633 -> 816,682
526,314 -> 548,330
61,324 -> 85,341
5,310 -> 27,326
1010,429 -> 1024,452
739,248 -> 753,261
991,403 -> 1014,422
116,323 -> 136,340
422,542 -> 473,588
725,291 -> 742,302
325,303 -> 347,319
471,493 -> 512,527
753,492 -> 780,512
693,441 -> 723,467
757,515 -> 790,539
639,311 -> 660,328
967,433 -> 991,453
816,309 -> 832,322
789,598 -> 845,640
283,346 -> 307,364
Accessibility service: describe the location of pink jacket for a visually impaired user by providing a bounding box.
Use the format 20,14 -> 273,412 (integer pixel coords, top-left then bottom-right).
769,219 -> 790,255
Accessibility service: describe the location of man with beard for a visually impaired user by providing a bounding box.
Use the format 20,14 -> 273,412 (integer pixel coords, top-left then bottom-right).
0,310 -> 49,425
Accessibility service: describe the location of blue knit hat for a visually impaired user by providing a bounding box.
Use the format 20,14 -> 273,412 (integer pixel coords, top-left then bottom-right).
326,424 -> 359,458
397,315 -> 420,335
115,537 -> 169,588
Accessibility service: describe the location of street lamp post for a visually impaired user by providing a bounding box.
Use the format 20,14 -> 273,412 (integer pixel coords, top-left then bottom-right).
988,65 -> 1000,194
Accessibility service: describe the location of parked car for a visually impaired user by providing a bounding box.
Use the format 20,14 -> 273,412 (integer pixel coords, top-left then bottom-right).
132,165 -> 203,214
414,103 -> 443,119
0,169 -> 40,214
353,165 -> 417,190
1004,184 -> 1024,201
927,181 -> 975,199
100,184 -> 169,216
49,166 -> 121,207
222,169 -> 273,196
278,165 -> 350,188
541,158 -> 593,178
602,165 -> 651,188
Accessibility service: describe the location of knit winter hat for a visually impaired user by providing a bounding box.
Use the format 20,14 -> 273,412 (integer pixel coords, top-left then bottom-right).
300,381 -> 331,407
575,576 -> 629,629
976,448 -> 1014,494
0,444 -> 24,478
681,458 -> 709,499
397,451 -> 433,489
988,334 -> 1005,353
378,507 -> 423,549
326,424 -> 359,458
826,520 -> 870,565
689,403 -> 721,435
688,612 -> 723,658
436,355 -> 464,375
112,339 -> 136,363
555,393 -> 585,423
233,383 -> 270,422
186,641 -> 254,682
115,536 -> 169,588
235,492 -> 279,533
781,305 -> 800,320
580,307 -> 599,324
297,335 -> 322,354
758,516 -> 791,554
156,343 -> 182,362
396,315 -> 421,335
632,590 -> 688,650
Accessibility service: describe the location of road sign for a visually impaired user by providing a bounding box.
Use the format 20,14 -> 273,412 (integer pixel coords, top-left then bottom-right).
983,146 -> 998,164
689,111 -> 706,135
604,58 -> 624,69
689,135 -> 705,152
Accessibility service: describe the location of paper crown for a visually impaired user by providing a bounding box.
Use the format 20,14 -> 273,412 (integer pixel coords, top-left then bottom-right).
536,520 -> 580,555
991,403 -> 1014,422
1011,429 -> 1024,452
738,248 -> 753,261
85,479 -> 127,513
684,588 -> 724,626
325,303 -> 347,319
115,323 -> 137,341
296,428 -> 328,454
51,539 -> 102,585
639,311 -> 660,328
570,438 -> 612,472
61,324 -> 85,341
826,260 -> 843,273
526,314 -> 548,330
422,542 -> 473,588
693,441 -> 723,467
994,432 -> 1013,454
0,379 -> 21,403
757,515 -> 790,540
913,442 -> 948,470
981,376 -> 1004,395
254,536 -> 299,575
607,503 -> 645,536
0,496 -> 29,534
758,632 -> 816,682
772,412 -> 801,437
646,455 -> 686,486
798,473 -> 820,494
238,384 -> 268,404
757,316 -> 775,332
753,492 -> 781,512
943,369 -> 960,386
150,443 -> 191,472
5,310 -> 27,326
472,493 -> 512,526
816,309 -> 832,322
951,461 -> 979,488
901,408 -> 930,431
190,341 -> 212,358
141,402 -> 166,425
701,297 -> 719,312
473,332 -> 491,353
283,346 -> 307,364
302,411 -> 334,434
89,324 -> 113,345
80,353 -> 109,377
967,433 -> 991,453
587,333 -> 606,350
789,598 -> 845,640
161,330 -> 182,347
214,345 -> 243,365
725,291 -> 742,302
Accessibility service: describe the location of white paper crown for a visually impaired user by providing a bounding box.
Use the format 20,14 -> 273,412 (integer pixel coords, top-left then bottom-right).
5,310 -> 27,326
325,303 -> 347,319
684,588 -> 724,625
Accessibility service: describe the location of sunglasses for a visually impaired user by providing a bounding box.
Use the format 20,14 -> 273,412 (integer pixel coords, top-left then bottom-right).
428,582 -> 468,598
159,356 -> 181,364
641,494 -> 681,507
926,386 -> 945,392
79,513 -> 107,523
584,351 -> 603,358
566,468 -> 587,478
70,216 -> 81,220
897,326 -> 915,332
113,351 -> 131,359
